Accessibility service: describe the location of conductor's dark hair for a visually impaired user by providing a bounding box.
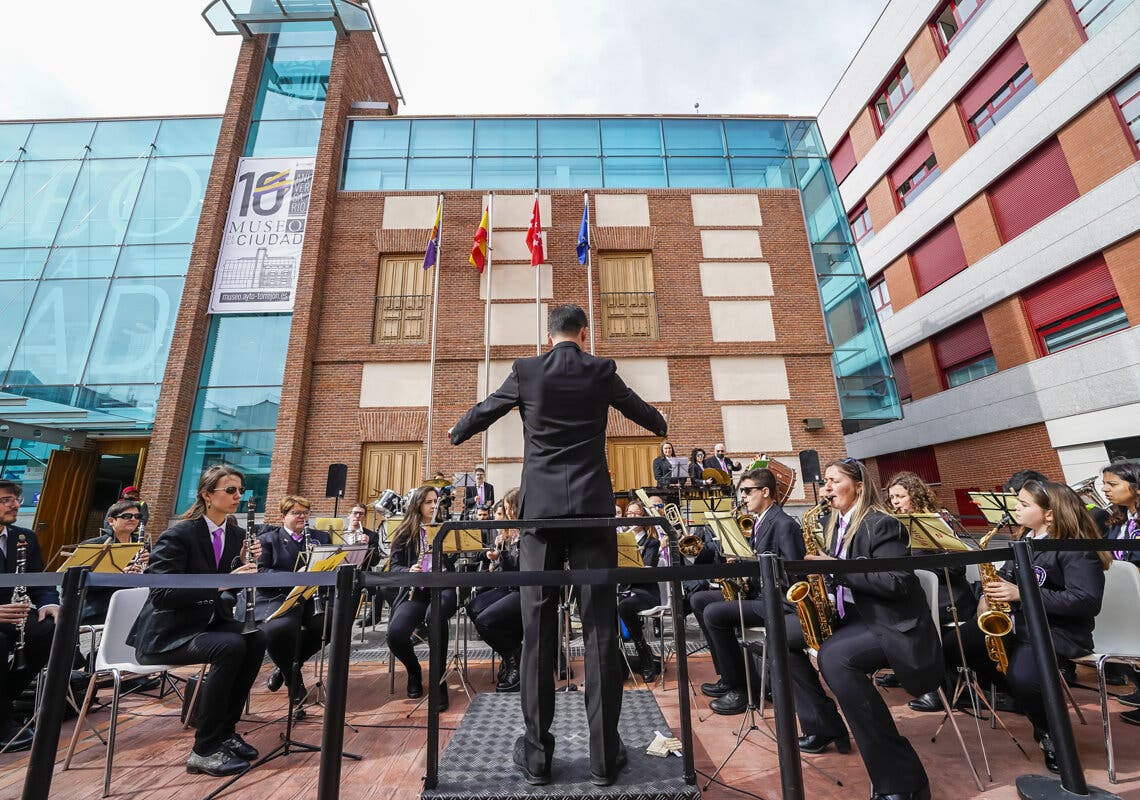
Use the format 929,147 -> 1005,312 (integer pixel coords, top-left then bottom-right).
1006,469 -> 1049,493
548,304 -> 589,336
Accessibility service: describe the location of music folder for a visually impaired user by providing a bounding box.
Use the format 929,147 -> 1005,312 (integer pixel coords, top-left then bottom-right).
896,513 -> 970,552
616,532 -> 645,569
703,512 -> 754,559
58,542 -> 143,573
968,491 -> 1019,525
308,543 -> 369,568
267,550 -> 350,621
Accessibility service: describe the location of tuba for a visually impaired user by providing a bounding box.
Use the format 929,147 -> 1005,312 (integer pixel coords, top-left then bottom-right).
975,526 -> 1013,673
785,496 -> 837,651
1070,476 -> 1109,511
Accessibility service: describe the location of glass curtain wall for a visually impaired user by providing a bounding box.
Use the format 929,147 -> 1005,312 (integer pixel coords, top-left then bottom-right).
340,116 -> 901,430
176,26 -> 335,513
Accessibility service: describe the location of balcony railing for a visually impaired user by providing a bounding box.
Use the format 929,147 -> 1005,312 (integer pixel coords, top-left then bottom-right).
600,291 -> 659,339
373,294 -> 430,343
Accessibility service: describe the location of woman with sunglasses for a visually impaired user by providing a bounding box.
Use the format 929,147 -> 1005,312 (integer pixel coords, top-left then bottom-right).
77,500 -> 149,625
127,465 -> 267,778
789,458 -> 942,800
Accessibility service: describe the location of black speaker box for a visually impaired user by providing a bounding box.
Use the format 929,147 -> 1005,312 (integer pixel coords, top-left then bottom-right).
325,463 -> 348,498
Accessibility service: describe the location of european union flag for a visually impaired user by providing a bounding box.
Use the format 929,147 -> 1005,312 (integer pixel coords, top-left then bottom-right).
576,198 -> 590,265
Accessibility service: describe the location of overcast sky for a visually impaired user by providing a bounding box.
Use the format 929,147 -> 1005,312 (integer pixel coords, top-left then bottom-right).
2,0 -> 886,121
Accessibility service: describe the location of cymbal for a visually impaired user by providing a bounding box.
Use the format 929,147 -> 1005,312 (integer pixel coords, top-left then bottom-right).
702,468 -> 730,485
423,478 -> 450,489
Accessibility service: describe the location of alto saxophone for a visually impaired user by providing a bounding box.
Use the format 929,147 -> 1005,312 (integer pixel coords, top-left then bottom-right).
786,497 -> 837,651
976,526 -> 1013,673
11,532 -> 31,671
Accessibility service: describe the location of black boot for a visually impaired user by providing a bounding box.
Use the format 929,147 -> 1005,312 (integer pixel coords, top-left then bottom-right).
497,651 -> 521,693
634,638 -> 660,682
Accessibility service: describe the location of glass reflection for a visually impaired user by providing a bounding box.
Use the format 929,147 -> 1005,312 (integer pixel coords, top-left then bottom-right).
114,244 -> 192,277
55,159 -> 149,247
125,156 -> 212,244
666,157 -> 730,187
0,161 -> 84,248
410,119 -> 474,157
89,120 -> 159,158
21,122 -> 95,160
76,384 -> 160,421
200,314 -> 292,388
663,119 -> 725,156
602,156 -> 666,188
155,118 -> 221,156
725,120 -> 790,157
177,431 -> 275,513
539,157 -> 602,188
191,386 -> 283,431
83,277 -> 184,383
6,279 -> 111,385
473,157 -> 537,189
345,119 -> 409,158
474,120 -> 536,156
42,247 -> 119,280
601,119 -> 662,156
538,119 -> 600,156
342,158 -> 407,190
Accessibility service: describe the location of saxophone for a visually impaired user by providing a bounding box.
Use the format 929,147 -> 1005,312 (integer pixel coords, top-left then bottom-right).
11,533 -> 30,671
785,497 -> 837,651
976,526 -> 1012,673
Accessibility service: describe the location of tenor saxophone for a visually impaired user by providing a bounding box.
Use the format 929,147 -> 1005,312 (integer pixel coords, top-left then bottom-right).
976,526 -> 1013,673
785,497 -> 837,650
11,533 -> 30,671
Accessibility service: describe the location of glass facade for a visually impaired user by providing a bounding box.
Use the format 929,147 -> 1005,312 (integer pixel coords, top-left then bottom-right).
177,27 -> 335,512
0,117 -> 220,430
341,116 -> 901,432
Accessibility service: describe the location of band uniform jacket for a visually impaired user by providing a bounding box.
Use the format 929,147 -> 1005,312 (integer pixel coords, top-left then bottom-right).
824,510 -> 943,696
386,529 -> 458,608
255,525 -> 332,619
1107,515 -> 1140,567
703,455 -> 740,475
996,545 -> 1104,659
652,457 -> 673,488
751,505 -> 806,611
464,483 -> 496,511
619,532 -> 661,603
0,524 -> 59,607
127,517 -> 246,656
450,341 -> 667,519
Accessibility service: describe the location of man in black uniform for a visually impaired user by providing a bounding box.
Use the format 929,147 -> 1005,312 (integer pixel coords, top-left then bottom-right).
451,304 -> 666,787
0,480 -> 59,751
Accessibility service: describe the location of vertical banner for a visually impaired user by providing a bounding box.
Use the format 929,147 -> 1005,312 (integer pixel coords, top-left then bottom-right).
209,156 -> 316,314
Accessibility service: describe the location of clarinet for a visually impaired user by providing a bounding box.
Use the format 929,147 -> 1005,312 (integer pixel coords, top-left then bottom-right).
11,533 -> 30,671
243,498 -> 258,635
126,521 -> 151,571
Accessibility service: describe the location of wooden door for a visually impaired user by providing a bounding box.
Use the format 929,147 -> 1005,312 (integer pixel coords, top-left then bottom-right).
606,437 -> 663,495
31,447 -> 100,566
360,443 -> 421,531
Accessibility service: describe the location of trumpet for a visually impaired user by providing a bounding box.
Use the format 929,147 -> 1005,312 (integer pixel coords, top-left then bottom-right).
242,498 -> 259,635
11,533 -> 30,671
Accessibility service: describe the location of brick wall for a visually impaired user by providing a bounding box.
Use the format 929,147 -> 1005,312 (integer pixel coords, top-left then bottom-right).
883,254 -> 919,312
901,340 -> 943,400
141,36 -> 267,531
1018,0 -> 1085,83
983,295 -> 1039,370
850,106 -> 880,162
928,104 -> 971,171
1057,96 -> 1139,195
1104,231 -> 1140,325
904,25 -> 943,91
866,176 -> 898,233
953,194 -> 1002,265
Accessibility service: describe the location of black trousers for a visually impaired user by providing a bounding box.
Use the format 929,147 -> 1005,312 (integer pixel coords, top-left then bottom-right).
954,622 -> 1048,733
690,589 -> 724,671
704,598 -> 766,690
138,623 -> 267,756
471,588 -> 523,657
261,603 -> 324,694
386,589 -> 457,683
618,587 -> 657,644
519,526 -> 621,776
0,615 -> 54,726
792,606 -> 928,794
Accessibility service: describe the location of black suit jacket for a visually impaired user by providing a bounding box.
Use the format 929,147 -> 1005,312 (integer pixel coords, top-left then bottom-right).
255,525 -> 332,617
652,457 -> 673,488
127,517 -> 246,656
620,532 -> 661,603
1107,517 -> 1139,567
824,510 -> 943,696
752,505 -> 805,612
450,341 -> 667,519
997,544 -> 1104,659
703,455 -> 740,475
0,524 -> 58,607
464,483 -> 496,511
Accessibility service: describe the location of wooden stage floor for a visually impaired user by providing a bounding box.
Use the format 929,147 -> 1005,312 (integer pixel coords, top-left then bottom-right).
3,656 -> 1139,800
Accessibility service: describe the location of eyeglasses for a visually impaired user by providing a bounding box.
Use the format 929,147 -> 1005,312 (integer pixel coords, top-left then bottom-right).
115,513 -> 142,520
652,503 -> 664,509
739,487 -> 760,496
213,486 -> 245,496
350,510 -> 366,515
286,509 -> 310,517
0,495 -> 22,506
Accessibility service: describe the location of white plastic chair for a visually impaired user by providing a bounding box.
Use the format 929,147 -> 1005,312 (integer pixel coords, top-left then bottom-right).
1073,560 -> 1140,783
63,588 -> 206,797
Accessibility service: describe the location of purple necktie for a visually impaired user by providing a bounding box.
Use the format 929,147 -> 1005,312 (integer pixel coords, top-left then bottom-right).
478,486 -> 484,504
834,517 -> 847,619
1115,519 -> 1138,560
212,529 -> 224,568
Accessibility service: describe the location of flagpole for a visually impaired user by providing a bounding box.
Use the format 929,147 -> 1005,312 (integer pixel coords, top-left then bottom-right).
425,193 -> 444,479
534,191 -> 541,356
584,191 -> 595,354
481,193 -> 494,470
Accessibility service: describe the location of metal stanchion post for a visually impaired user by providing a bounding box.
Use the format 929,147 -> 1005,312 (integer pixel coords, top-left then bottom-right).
760,554 -> 804,800
1011,539 -> 1118,800
22,567 -> 86,800
426,554 -> 443,789
317,565 -> 360,800
667,535 -> 695,785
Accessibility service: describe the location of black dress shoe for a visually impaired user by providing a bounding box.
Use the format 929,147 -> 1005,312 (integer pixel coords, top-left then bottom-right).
590,739 -> 628,786
1121,708 -> 1140,726
223,733 -> 258,761
438,684 -> 449,713
871,785 -> 930,800
1117,689 -> 1140,707
0,721 -> 34,752
407,674 -> 424,700
875,672 -> 901,688
709,689 -> 748,715
267,667 -> 285,693
701,678 -> 731,698
186,747 -> 250,776
1039,732 -> 1059,774
798,733 -> 851,754
907,691 -> 942,713
512,736 -> 551,785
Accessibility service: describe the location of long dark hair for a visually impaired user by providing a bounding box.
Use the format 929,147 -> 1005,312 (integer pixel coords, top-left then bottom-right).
1021,480 -> 1111,570
690,447 -> 705,464
1103,461 -> 1140,528
181,465 -> 244,521
390,486 -> 438,555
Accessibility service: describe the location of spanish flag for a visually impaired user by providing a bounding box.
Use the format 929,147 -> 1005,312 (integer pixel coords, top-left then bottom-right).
469,207 -> 489,273
422,197 -> 442,270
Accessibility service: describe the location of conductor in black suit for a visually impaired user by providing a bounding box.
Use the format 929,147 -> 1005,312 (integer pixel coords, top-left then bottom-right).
127,466 -> 266,778
450,304 -> 667,787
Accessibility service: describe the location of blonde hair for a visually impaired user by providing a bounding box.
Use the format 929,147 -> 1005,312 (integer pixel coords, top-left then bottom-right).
825,458 -> 890,551
279,495 -> 311,516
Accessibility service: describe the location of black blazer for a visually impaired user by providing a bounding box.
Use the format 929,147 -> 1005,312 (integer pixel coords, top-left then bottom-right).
127,517 -> 246,656
653,457 -> 673,488
620,532 -> 661,603
386,527 -> 459,607
451,341 -> 667,519
255,525 -> 332,617
687,460 -> 705,485
824,510 -> 943,696
1107,516 -> 1139,567
997,544 -> 1104,659
0,524 -> 59,607
752,505 -> 805,612
703,455 -> 740,475
464,483 -> 496,511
